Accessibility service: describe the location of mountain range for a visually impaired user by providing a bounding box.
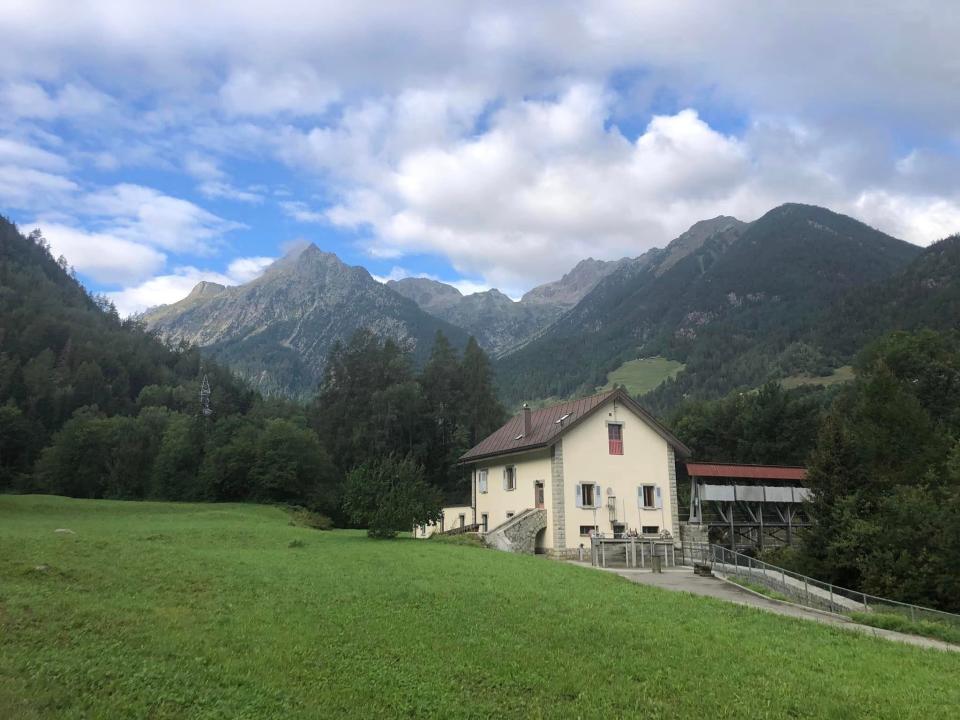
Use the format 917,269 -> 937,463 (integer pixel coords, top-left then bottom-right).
386,257 -> 626,356
142,244 -> 471,397
143,203 -> 959,410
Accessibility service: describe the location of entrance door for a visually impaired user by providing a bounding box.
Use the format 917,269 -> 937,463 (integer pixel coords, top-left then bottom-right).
534,481 -> 545,509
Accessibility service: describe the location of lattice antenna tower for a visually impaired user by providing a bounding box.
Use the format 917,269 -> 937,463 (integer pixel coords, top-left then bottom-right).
199,372 -> 213,417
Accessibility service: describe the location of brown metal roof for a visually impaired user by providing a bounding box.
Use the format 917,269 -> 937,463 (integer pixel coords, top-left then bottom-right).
686,462 -> 807,481
460,387 -> 690,463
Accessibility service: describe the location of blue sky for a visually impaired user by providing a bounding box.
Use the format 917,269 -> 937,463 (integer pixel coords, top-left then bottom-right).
1,1 -> 958,314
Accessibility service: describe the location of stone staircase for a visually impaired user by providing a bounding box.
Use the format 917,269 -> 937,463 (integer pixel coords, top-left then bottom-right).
483,508 -> 547,554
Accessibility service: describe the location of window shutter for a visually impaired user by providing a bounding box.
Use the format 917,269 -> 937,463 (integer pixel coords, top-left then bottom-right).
502,469 -> 508,491
575,483 -> 583,508
594,483 -> 602,509
655,486 -> 663,509
637,486 -> 644,508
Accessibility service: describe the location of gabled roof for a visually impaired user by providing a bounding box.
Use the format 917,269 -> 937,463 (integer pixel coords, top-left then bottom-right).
686,462 -> 807,482
459,387 -> 691,464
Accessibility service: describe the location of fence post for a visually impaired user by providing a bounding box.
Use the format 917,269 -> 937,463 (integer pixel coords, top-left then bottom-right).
862,593 -> 868,612
911,606 -> 916,622
804,577 -> 809,607
829,584 -> 834,611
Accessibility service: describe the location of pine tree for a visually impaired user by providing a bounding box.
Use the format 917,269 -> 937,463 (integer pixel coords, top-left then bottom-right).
460,336 -> 506,447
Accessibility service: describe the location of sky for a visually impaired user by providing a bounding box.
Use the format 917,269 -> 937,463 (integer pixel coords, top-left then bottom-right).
1,1 -> 959,315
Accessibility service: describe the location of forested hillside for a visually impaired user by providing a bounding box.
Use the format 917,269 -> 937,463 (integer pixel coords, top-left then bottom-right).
497,204 -> 921,411
1,218 -> 503,520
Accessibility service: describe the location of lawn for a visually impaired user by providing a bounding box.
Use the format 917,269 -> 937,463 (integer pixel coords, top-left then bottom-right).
2,496 -> 958,719
600,357 -> 685,396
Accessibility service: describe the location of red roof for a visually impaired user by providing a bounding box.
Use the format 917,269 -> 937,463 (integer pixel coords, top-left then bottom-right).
686,462 -> 807,481
460,388 -> 690,463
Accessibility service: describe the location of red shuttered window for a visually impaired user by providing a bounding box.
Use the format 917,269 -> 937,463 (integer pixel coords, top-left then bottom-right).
608,424 -> 623,455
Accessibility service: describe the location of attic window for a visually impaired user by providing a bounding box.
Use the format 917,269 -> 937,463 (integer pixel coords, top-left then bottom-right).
514,434 -> 524,441
555,413 -> 572,424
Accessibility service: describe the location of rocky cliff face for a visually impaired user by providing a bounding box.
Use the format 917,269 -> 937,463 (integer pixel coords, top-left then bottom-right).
521,257 -> 630,308
388,257 -> 629,356
143,244 -> 468,397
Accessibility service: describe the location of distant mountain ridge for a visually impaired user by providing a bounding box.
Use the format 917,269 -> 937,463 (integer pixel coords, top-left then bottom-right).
143,244 -> 470,397
388,257 -> 627,356
495,203 -> 923,408
142,203 -> 942,410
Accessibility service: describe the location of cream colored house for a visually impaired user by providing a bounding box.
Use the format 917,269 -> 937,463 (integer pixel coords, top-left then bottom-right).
430,388 -> 690,558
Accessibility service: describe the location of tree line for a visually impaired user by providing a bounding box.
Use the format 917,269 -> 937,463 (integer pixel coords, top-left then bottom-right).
1,220 -> 504,534
671,330 -> 960,613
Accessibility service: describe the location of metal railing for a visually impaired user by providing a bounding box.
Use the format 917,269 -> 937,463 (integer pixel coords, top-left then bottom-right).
679,542 -> 960,627
590,537 -> 677,569
442,523 -> 480,536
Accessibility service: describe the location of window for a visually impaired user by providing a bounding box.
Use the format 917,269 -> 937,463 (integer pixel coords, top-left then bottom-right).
641,525 -> 659,535
506,511 -> 514,520
503,466 -> 516,491
581,483 -> 595,507
478,469 -> 488,494
481,513 -> 488,532
458,513 -> 465,528
579,525 -> 598,537
608,423 -> 623,455
576,483 -> 602,509
640,484 -> 656,509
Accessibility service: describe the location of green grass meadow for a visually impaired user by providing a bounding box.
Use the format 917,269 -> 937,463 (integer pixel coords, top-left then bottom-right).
600,357 -> 685,396
2,495 -> 958,719
780,365 -> 855,390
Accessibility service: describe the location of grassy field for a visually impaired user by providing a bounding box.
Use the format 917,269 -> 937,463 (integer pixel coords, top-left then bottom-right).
2,496 -> 959,719
600,357 -> 685,396
780,365 -> 855,390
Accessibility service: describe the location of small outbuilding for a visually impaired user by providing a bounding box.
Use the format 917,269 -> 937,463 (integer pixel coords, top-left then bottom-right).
683,462 -> 810,550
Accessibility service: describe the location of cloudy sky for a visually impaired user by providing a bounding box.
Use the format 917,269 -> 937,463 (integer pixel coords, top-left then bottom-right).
2,1 -> 959,314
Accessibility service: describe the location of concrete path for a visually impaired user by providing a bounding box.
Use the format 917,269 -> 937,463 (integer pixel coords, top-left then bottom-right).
571,563 -> 959,653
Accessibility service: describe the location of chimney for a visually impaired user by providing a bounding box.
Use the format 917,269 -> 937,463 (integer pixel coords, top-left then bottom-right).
522,403 -> 532,436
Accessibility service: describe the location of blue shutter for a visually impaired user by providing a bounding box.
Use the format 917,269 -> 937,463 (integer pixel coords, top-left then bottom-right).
594,483 -> 602,509
655,486 -> 663,509
575,483 -> 583,508
637,486 -> 644,508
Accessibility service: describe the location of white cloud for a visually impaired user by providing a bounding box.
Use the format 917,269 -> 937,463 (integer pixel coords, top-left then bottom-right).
108,255 -> 276,316
2,2 -> 960,295
81,183 -> 246,253
279,200 -> 326,223
322,87 -> 753,288
0,138 -> 68,171
0,165 -> 77,209
226,256 -> 275,283
0,81 -> 112,119
198,180 -> 264,204
220,66 -> 339,117
183,153 -> 264,203
38,221 -> 167,284
852,191 -> 960,245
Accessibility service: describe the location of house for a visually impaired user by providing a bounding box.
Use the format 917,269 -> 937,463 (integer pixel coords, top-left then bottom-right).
423,388 -> 691,558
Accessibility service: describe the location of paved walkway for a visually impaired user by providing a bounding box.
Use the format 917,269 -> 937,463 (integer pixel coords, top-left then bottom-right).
571,563 -> 959,653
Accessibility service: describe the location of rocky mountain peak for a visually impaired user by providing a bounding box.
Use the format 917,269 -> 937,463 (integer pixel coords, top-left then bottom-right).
186,281 -> 227,301
521,257 -> 629,308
